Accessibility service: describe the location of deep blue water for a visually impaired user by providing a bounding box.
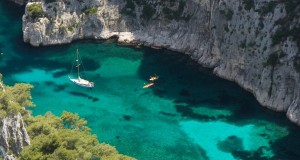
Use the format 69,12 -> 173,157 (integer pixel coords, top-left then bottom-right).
1,1 -> 300,160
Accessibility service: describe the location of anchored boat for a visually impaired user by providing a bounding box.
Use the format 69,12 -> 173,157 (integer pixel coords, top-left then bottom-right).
69,49 -> 94,88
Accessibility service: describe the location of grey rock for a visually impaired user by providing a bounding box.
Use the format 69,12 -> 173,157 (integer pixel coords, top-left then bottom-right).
0,113 -> 30,160
22,0 -> 300,125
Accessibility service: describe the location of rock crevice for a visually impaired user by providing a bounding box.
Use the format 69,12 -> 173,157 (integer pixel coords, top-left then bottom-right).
0,114 -> 30,160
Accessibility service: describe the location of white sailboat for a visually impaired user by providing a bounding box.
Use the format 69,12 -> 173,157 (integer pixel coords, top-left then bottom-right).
69,49 -> 94,88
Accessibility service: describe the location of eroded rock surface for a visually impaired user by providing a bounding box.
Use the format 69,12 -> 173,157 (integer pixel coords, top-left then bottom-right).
22,0 -> 300,124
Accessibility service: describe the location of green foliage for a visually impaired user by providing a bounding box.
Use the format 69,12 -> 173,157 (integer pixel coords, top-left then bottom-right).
220,9 -> 234,21
141,5 -> 156,21
290,27 -> 300,46
66,22 -> 78,32
293,56 -> 300,72
258,20 -> 264,30
67,25 -> 74,32
27,3 -> 43,19
121,0 -> 191,21
121,0 -> 136,16
260,1 -> 276,16
271,27 -> 289,46
61,111 -> 90,132
25,112 -> 63,137
45,0 -> 56,4
272,21 -> 299,45
224,25 -> 229,32
21,112 -> 135,160
163,0 -> 191,21
0,74 -> 34,118
242,0 -> 254,11
239,40 -> 246,48
124,0 -> 135,10
176,0 -> 186,18
284,0 -> 300,16
271,1 -> 300,46
0,74 -> 134,160
265,53 -> 280,67
225,9 -> 233,21
83,7 -> 98,15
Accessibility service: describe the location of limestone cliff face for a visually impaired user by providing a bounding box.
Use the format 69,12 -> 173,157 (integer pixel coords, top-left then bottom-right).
0,114 -> 30,160
22,0 -> 300,125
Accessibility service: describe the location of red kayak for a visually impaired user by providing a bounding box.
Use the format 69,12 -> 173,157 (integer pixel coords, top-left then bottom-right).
143,83 -> 154,88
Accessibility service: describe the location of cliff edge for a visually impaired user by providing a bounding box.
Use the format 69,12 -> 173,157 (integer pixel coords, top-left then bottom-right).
22,0 -> 300,125
0,114 -> 30,160
0,79 -> 31,160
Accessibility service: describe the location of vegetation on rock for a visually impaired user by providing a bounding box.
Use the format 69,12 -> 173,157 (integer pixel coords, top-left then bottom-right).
121,0 -> 191,21
220,9 -> 234,21
242,0 -> 255,11
83,7 -> 98,15
0,74 -> 135,160
26,3 -> 43,19
271,0 -> 300,46
45,0 -> 56,4
21,112 -> 134,160
0,74 -> 34,119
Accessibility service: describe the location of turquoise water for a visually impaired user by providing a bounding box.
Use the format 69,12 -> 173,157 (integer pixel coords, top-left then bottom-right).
1,1 -> 300,160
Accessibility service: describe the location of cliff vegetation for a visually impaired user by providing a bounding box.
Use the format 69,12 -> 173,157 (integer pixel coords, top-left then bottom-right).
0,74 -> 134,160
21,111 -> 134,160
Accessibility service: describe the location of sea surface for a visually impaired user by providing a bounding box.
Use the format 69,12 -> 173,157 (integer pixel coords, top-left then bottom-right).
1,1 -> 300,160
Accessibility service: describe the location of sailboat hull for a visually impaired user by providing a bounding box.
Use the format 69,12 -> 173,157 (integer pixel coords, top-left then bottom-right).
69,49 -> 94,88
69,77 -> 94,88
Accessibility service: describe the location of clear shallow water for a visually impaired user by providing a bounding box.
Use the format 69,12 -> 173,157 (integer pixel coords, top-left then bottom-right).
1,1 -> 300,160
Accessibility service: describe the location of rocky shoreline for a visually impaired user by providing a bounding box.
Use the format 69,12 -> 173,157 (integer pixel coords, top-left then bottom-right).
15,0 -> 300,125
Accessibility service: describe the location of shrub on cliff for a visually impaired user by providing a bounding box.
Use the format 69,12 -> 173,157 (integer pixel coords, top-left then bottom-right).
83,7 -> 98,15
20,112 -> 135,160
26,3 -> 43,19
0,74 -> 34,119
45,0 -> 56,4
0,74 -> 134,160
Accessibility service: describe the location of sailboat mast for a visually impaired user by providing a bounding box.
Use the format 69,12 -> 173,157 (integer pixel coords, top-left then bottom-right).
76,49 -> 80,78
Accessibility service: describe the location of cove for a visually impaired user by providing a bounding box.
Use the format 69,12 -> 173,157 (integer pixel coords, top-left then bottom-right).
1,1 -> 300,160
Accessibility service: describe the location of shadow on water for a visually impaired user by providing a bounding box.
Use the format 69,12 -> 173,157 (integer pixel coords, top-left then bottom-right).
136,47 -> 285,124
229,125 -> 300,160
137,47 -> 300,159
0,0 -> 24,21
2,37 -> 100,79
270,128 -> 300,160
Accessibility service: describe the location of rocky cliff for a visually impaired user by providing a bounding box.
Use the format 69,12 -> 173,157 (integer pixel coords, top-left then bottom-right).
22,0 -> 300,125
0,81 -> 31,160
0,114 -> 30,160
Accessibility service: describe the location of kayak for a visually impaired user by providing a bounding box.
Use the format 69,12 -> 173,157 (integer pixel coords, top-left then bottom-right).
143,83 -> 154,88
149,76 -> 159,81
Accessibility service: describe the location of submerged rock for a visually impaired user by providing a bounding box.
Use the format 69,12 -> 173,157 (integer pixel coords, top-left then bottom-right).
217,135 -> 244,153
22,0 -> 300,125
